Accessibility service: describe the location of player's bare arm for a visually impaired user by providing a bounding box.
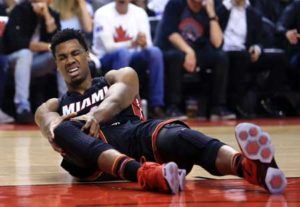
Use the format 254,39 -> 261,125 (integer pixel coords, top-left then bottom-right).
35,98 -> 76,153
73,67 -> 139,136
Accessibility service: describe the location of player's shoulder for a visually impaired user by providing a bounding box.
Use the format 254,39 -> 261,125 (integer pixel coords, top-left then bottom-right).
46,97 -> 59,104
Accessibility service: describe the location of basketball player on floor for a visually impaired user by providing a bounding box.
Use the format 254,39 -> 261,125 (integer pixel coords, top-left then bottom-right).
35,29 -> 287,194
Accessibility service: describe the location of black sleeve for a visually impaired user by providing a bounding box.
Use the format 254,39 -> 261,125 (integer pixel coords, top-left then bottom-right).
251,9 -> 264,49
251,0 -> 278,21
50,9 -> 61,33
243,7 -> 264,49
276,1 -> 299,37
40,8 -> 61,43
216,4 -> 230,31
3,5 -> 34,53
0,5 -> 6,16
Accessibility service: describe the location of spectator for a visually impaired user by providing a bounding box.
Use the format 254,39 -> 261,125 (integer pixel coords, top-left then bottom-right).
147,0 -> 169,17
0,0 -> 17,13
51,0 -> 93,96
218,0 -> 288,118
155,0 -> 236,121
132,0 -> 156,17
214,0 -> 223,9
251,0 -> 293,23
91,0 -> 113,11
0,57 -> 13,124
92,0 -> 166,118
277,0 -> 300,91
51,0 -> 93,34
131,0 -> 158,39
0,1 -> 14,123
250,0 -> 294,48
3,0 -> 60,124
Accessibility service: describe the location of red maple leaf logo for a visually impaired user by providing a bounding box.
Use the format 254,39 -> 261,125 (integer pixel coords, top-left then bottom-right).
114,26 -> 132,42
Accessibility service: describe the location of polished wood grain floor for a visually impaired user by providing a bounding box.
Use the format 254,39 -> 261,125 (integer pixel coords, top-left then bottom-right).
0,118 -> 299,206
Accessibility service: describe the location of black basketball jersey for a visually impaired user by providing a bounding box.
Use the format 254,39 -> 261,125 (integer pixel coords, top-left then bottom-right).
57,77 -> 145,126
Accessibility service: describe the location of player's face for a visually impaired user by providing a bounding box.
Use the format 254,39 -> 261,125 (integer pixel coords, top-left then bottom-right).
54,39 -> 90,87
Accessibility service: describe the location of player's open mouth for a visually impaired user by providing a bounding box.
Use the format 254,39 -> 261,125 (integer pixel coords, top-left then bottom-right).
68,67 -> 79,75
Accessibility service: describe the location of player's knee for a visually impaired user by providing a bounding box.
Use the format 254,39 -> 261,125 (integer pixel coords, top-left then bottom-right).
54,121 -> 69,135
178,128 -> 214,149
53,120 -> 78,139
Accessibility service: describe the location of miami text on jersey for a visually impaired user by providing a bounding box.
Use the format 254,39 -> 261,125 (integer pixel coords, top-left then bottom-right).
62,86 -> 108,115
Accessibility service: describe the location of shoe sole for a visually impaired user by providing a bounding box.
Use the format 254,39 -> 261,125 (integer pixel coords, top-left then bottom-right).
178,169 -> 186,191
163,162 -> 181,194
235,123 -> 287,194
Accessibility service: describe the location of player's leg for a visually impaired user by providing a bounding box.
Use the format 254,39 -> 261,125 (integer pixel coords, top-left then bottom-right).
233,123 -> 286,194
53,120 -> 181,194
156,123 -> 226,176
156,122 -> 286,194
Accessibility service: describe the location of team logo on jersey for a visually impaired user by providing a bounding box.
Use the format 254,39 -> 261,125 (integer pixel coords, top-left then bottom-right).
114,25 -> 132,42
131,98 -> 145,121
62,86 -> 108,115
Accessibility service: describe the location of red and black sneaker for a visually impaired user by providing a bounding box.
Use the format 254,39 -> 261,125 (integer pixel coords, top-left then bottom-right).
234,123 -> 287,194
137,161 -> 183,194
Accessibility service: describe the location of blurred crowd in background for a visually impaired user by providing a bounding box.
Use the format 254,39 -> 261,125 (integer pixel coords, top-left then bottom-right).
0,0 -> 300,124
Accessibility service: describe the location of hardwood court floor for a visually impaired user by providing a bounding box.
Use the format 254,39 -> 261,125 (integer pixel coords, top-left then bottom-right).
0,118 -> 299,207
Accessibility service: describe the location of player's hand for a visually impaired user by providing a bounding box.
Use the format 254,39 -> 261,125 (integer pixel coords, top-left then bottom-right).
184,50 -> 197,73
286,29 -> 299,45
47,112 -> 77,155
71,114 -> 100,138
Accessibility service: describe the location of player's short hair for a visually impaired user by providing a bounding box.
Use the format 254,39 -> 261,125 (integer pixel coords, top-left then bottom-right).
50,28 -> 89,57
